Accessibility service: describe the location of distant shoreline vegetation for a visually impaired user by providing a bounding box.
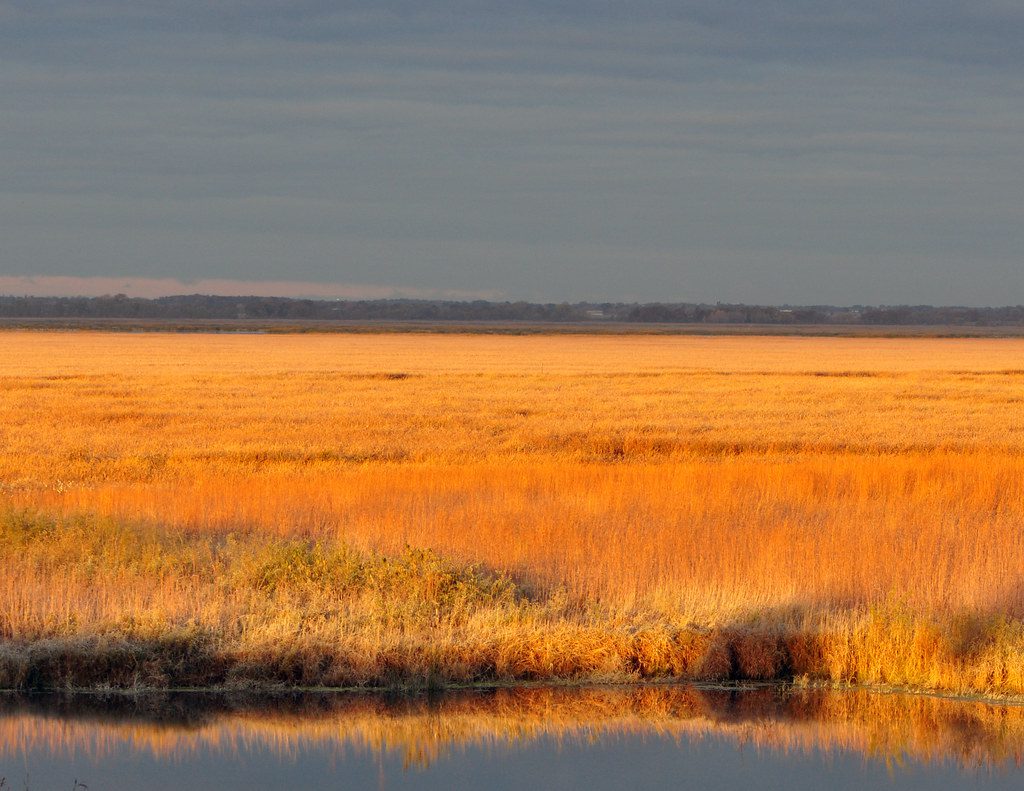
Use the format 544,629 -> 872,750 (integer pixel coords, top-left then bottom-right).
2,294 -> 1024,327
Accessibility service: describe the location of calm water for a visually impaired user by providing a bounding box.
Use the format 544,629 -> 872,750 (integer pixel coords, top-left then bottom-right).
1,685 -> 1022,790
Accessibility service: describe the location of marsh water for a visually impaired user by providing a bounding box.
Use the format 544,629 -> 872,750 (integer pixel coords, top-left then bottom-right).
1,685 -> 1022,790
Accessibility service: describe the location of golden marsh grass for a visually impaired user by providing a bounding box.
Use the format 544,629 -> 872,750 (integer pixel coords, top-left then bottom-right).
2,331 -> 1024,692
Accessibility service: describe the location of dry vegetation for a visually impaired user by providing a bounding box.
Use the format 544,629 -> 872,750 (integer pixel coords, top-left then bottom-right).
2,331 -> 1024,693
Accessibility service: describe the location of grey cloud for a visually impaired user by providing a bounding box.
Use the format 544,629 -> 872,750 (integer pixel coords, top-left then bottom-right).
1,1 -> 1023,304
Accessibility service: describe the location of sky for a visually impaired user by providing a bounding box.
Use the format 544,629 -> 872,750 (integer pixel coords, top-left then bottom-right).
2,1 -> 1023,305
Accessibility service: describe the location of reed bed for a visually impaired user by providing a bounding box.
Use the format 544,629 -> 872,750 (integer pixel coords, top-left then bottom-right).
2,331 -> 1024,693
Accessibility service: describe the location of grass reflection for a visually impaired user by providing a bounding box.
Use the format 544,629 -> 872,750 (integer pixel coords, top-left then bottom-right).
1,685 -> 1023,771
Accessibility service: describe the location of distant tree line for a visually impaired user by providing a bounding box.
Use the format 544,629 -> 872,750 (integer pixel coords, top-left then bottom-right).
1,293 -> 1023,326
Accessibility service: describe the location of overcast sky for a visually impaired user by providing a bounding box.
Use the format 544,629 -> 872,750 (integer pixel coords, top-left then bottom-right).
2,1 -> 1023,304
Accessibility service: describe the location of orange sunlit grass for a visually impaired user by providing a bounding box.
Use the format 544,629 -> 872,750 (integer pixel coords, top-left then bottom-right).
2,330 -> 1024,693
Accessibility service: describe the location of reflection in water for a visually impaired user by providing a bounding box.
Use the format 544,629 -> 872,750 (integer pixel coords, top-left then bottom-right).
0,685 -> 1022,788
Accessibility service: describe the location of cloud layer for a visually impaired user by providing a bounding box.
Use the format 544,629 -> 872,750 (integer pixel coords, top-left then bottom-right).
2,2 -> 1023,304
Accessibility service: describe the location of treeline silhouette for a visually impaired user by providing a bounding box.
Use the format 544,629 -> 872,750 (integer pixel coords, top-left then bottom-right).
2,294 -> 1023,326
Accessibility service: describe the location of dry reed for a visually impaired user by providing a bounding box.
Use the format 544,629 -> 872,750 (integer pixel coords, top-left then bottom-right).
2,331 -> 1024,692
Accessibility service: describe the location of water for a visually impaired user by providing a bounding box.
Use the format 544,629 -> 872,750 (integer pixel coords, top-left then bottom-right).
1,685 -> 1021,790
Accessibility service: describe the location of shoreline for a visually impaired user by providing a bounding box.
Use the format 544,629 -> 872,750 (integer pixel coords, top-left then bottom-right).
4,635 -> 1024,706
3,678 -> 1024,709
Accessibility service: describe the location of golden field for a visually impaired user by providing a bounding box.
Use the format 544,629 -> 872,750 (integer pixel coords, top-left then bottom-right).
2,330 -> 1024,692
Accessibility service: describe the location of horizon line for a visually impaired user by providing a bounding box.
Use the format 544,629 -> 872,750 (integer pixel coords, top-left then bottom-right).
2,276 -> 1022,310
